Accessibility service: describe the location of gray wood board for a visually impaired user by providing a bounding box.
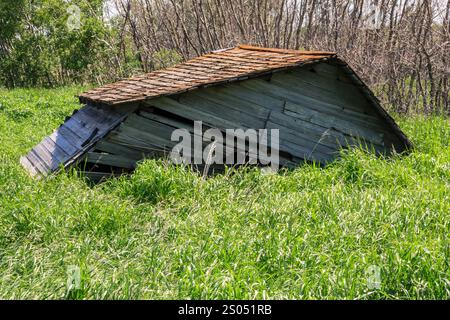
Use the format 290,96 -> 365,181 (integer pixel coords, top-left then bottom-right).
21,104 -> 127,176
94,140 -> 145,160
85,152 -> 137,169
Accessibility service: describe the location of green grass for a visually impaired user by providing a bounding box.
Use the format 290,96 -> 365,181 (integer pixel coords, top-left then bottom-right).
0,87 -> 449,299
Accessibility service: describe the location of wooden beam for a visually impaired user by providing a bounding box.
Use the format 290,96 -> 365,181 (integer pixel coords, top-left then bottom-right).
85,152 -> 138,169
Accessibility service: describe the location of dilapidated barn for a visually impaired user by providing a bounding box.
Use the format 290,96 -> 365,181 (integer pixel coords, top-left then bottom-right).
20,45 -> 412,180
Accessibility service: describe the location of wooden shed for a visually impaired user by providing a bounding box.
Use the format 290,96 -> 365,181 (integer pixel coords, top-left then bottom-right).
20,45 -> 412,180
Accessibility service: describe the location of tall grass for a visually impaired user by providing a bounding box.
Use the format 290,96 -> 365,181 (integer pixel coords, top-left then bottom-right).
0,87 -> 448,299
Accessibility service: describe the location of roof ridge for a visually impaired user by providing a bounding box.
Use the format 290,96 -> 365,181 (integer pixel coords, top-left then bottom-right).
238,44 -> 336,56
210,46 -> 235,53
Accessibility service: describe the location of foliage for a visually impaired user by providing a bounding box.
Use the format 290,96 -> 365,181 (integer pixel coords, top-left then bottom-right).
0,87 -> 449,299
0,0 -> 184,87
0,0 -> 124,87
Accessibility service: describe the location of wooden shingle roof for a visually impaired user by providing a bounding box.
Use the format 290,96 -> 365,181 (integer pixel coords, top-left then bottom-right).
79,44 -> 336,106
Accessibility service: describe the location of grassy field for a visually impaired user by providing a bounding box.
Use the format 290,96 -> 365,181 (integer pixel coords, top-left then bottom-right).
0,87 -> 449,299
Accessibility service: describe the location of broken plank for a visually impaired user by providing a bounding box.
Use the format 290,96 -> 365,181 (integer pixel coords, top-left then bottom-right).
20,156 -> 39,177
94,139 -> 145,159
48,130 -> 78,155
85,152 -> 138,169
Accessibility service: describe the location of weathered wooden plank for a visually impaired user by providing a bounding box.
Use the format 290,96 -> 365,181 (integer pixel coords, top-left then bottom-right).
188,89 -> 271,120
85,152 -> 138,169
290,64 -> 357,91
265,121 -> 342,157
269,122 -> 340,155
282,96 -> 386,132
238,77 -> 390,146
282,104 -> 385,145
238,78 -> 382,127
103,102 -> 139,114
72,105 -> 121,131
125,113 -> 179,138
270,115 -> 384,154
48,130 -> 79,155
142,113 -> 255,158
78,105 -> 122,128
57,125 -> 87,150
106,141 -> 168,160
139,108 -> 300,165
94,140 -> 145,160
20,156 -> 39,177
179,93 -> 266,128
113,124 -> 176,153
108,114 -> 271,165
288,71 -> 378,117
139,110 -> 238,144
210,84 -> 285,112
120,117 -> 239,159
265,113 -> 321,139
67,110 -> 99,130
90,113 -> 293,169
289,66 -> 357,91
118,123 -> 176,149
32,143 -> 60,171
26,149 -> 51,175
21,103 -> 132,177
71,109 -> 114,136
139,110 -> 271,156
147,86 -> 382,155
63,117 -> 96,141
279,141 -> 334,162
107,131 -> 170,154
41,137 -> 69,162
312,62 -> 354,83
270,74 -> 370,113
130,114 -> 236,157
265,120 -> 336,150
145,97 -> 242,130
75,107 -> 109,127
240,78 -> 364,114
268,112 -> 355,146
139,110 -> 193,130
